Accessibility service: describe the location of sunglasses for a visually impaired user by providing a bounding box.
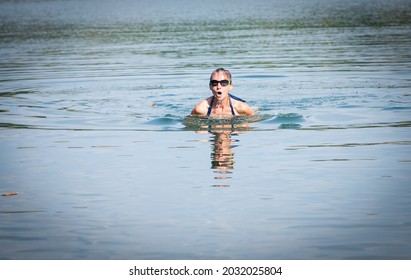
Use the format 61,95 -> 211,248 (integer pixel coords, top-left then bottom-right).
209,80 -> 231,87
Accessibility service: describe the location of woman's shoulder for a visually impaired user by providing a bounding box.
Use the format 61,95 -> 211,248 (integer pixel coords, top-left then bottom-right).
192,97 -> 212,115
231,97 -> 254,116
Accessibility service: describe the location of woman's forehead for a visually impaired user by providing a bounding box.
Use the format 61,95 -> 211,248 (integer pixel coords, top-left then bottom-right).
211,72 -> 230,80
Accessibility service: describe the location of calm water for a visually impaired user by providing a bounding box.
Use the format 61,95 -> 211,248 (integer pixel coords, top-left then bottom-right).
1,0 -> 411,260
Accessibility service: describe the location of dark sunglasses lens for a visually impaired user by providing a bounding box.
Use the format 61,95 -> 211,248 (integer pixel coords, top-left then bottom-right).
210,80 -> 230,87
220,80 -> 229,86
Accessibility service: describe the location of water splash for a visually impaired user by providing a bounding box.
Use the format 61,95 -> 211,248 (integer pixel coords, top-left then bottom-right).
269,113 -> 304,122
182,114 -> 272,131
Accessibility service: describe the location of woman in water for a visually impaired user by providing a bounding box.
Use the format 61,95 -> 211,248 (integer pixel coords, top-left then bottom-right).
191,68 -> 254,117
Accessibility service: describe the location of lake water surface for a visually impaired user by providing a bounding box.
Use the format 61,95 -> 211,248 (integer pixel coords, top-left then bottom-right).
1,0 -> 411,260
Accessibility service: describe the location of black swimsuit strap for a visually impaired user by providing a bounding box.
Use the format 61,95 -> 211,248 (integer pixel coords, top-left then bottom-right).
206,96 -> 214,116
229,97 -> 235,116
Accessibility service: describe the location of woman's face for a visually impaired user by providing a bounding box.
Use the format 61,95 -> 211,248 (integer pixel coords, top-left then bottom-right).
209,72 -> 233,102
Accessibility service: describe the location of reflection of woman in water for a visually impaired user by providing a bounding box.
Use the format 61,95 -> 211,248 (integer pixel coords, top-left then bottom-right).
211,130 -> 235,170
209,129 -> 235,187
191,124 -> 249,187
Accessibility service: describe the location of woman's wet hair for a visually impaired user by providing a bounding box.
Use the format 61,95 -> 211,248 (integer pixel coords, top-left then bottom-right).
210,68 -> 232,81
